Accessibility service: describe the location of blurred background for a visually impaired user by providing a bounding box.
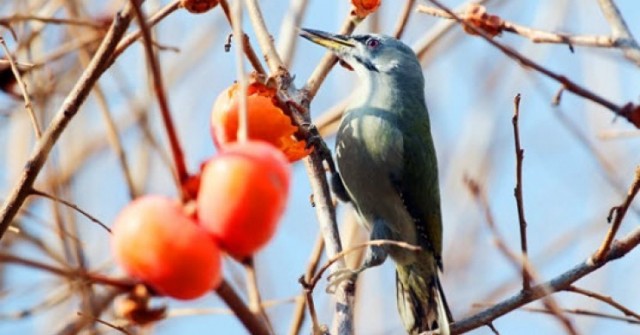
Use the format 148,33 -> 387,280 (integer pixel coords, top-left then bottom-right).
1,0 -> 640,334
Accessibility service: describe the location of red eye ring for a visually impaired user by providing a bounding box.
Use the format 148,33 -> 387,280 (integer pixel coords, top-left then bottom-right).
366,38 -> 380,49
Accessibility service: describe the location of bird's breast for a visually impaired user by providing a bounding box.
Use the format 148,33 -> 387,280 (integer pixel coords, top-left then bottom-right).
335,108 -> 406,225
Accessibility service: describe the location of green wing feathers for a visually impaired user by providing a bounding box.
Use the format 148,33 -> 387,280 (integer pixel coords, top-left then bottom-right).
399,116 -> 443,267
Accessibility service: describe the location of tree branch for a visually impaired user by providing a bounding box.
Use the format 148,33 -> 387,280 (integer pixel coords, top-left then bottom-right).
511,94 -> 530,290
593,166 -> 640,262
419,1 -> 640,128
596,0 -> 640,66
449,224 -> 640,334
0,3 -> 137,240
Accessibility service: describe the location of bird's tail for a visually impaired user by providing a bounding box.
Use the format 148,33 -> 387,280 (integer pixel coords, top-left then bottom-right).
396,263 -> 452,335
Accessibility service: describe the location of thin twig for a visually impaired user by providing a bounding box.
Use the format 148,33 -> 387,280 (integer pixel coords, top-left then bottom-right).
76,311 -> 131,334
416,5 -> 618,50
0,4 -> 136,240
110,1 -> 181,67
300,275 -> 324,335
449,221 -> 640,333
565,285 -> 640,322
169,297 -> 298,317
64,16 -> 138,200
519,305 -> 640,325
0,15 -> 108,29
0,286 -> 71,320
464,178 -> 578,335
596,0 -> 640,66
487,322 -> 500,335
56,289 -> 122,335
244,257 -> 275,334
511,94 -> 529,290
29,188 -> 111,233
219,0 -> 266,75
412,0 -> 492,62
231,0 -> 249,142
593,166 -> 640,262
244,0 -> 284,73
289,235 -> 325,335
129,0 -> 189,200
392,0 -> 416,39
0,252 -> 135,289
420,1 -> 640,128
0,36 -> 40,137
277,0 -> 310,67
89,86 -> 138,199
303,240 -> 420,293
216,279 -> 271,335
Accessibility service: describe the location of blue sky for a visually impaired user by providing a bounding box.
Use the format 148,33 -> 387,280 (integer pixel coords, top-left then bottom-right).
1,0 -> 640,334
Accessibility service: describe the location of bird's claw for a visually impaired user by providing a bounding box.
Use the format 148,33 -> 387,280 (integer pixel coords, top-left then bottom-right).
301,123 -> 323,149
325,268 -> 358,294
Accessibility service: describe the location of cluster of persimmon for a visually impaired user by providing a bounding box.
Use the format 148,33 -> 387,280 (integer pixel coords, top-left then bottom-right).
111,77 -> 309,300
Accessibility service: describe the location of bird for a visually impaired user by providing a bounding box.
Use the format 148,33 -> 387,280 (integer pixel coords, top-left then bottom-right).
300,28 -> 452,335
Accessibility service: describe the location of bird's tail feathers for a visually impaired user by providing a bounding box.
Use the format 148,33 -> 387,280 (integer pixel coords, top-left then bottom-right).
396,264 -> 451,335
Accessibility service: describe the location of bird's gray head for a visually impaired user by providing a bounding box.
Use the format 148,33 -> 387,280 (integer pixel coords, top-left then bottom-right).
300,28 -> 422,80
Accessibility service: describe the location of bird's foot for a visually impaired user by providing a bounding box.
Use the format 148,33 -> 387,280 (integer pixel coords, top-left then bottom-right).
326,268 -> 358,294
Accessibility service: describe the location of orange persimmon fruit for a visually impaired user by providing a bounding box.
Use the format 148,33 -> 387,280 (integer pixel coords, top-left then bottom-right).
351,0 -> 381,18
196,141 -> 290,258
180,0 -> 219,14
211,81 -> 311,162
112,196 -> 222,300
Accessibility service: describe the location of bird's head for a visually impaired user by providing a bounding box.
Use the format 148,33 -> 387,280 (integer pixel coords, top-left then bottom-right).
300,28 -> 422,79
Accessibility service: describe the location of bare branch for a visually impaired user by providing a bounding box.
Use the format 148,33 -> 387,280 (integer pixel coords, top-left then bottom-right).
464,178 -> 578,335
244,0 -> 284,73
511,94 -> 529,290
244,257 -> 275,334
419,0 -> 640,128
0,252 -> 135,289
0,36 -> 40,137
129,0 -> 189,200
565,286 -> 640,322
289,235 -> 325,335
0,15 -> 108,29
277,0 -> 310,67
218,0 -> 267,75
29,188 -> 111,234
392,0 -> 416,39
449,223 -> 640,334
596,0 -> 640,65
0,3 -> 136,240
593,166 -> 640,262
216,279 -> 271,335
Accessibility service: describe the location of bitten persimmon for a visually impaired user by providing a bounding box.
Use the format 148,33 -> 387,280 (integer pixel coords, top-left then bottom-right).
196,141 -> 290,258
211,80 -> 311,162
112,196 -> 222,300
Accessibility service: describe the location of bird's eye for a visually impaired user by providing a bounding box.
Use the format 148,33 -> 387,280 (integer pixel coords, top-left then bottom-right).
366,38 -> 380,49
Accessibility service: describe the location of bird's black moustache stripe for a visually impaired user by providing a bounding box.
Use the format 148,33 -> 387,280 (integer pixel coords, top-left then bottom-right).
354,55 -> 379,72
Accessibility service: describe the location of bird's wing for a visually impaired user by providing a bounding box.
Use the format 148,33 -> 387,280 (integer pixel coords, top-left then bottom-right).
395,115 -> 443,268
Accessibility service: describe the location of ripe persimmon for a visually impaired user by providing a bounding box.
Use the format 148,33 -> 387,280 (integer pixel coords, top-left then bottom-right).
196,141 -> 290,258
112,196 -> 222,300
211,80 -> 311,162
351,0 -> 381,18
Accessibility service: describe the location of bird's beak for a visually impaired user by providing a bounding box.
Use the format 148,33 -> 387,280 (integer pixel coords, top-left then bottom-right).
299,28 -> 355,51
